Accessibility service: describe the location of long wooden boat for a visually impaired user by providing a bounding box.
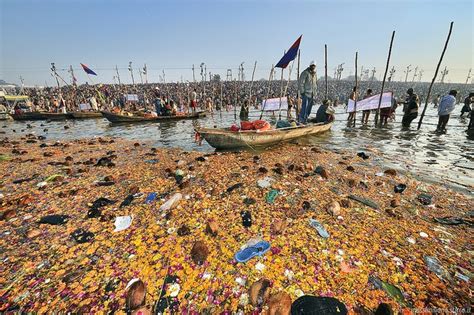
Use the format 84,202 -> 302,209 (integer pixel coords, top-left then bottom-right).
101,111 -> 206,123
69,111 -> 104,119
11,112 -> 72,121
195,122 -> 333,150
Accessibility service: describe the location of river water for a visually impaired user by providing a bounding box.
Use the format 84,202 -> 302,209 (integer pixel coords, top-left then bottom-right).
1,106 -> 473,194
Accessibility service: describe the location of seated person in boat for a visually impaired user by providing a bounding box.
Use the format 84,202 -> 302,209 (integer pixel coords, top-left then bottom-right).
162,100 -> 174,116
311,100 -> 335,123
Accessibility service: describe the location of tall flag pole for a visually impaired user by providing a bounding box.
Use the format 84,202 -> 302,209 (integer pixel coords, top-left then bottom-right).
274,35 -> 302,122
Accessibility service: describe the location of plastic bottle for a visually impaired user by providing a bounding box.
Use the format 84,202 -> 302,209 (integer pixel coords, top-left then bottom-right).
424,256 -> 451,280
159,193 -> 183,211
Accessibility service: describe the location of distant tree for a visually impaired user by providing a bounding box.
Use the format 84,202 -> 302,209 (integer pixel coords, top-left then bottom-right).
212,74 -> 221,82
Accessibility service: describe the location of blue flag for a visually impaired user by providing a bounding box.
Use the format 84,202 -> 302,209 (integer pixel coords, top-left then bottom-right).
80,63 -> 97,76
275,35 -> 302,69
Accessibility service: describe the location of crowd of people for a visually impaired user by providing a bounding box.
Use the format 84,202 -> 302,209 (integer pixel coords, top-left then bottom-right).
1,67 -> 473,130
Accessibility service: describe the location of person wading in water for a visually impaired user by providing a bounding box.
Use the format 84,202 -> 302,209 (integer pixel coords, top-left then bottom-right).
401,88 -> 419,128
361,89 -> 373,124
347,86 -> 358,124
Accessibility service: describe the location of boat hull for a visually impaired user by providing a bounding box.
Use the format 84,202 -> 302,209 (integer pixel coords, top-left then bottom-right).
101,111 -> 206,123
196,122 -> 333,150
70,112 -> 103,119
11,112 -> 72,121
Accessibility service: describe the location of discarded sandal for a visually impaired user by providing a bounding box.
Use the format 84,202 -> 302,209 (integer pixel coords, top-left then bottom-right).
235,240 -> 270,263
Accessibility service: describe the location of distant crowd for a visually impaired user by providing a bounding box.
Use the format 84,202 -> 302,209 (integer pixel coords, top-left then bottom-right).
1,77 -> 472,130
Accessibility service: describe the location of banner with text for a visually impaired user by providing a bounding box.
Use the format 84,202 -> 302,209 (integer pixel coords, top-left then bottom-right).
126,94 -> 139,102
262,97 -> 288,111
346,92 -> 393,112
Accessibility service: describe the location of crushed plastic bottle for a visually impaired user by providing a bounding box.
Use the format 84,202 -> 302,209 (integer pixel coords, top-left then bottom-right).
159,193 -> 183,212
424,256 -> 452,281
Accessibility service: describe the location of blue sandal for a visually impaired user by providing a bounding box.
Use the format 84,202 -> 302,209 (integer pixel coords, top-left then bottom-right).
235,241 -> 271,263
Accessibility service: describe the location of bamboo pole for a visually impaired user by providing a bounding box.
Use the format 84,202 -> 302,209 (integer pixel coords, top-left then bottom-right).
277,68 -> 285,120
233,79 -> 237,121
374,30 -> 396,125
219,81 -> 223,119
352,52 -> 358,128
296,50 -> 301,119
282,61 -> 295,119
324,44 -> 328,100
259,65 -> 275,120
248,61 -> 257,108
418,22 -> 454,130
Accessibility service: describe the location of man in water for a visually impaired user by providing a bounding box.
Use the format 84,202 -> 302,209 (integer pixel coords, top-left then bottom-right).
347,86 -> 358,123
298,61 -> 317,123
401,88 -> 419,127
436,90 -> 457,132
460,92 -> 473,117
433,95 -> 440,108
361,89 -> 373,124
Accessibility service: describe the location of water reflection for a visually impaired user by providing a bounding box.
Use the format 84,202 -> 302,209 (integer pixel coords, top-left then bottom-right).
1,106 -> 472,192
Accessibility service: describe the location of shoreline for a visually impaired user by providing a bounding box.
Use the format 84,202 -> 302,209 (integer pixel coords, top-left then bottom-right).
0,135 -> 472,313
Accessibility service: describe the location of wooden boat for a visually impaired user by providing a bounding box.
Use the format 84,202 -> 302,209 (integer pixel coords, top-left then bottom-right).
195,122 -> 333,150
11,112 -> 72,121
70,111 -> 104,119
101,111 -> 206,123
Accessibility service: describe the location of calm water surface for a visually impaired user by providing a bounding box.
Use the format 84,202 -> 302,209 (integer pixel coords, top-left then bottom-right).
2,106 -> 473,194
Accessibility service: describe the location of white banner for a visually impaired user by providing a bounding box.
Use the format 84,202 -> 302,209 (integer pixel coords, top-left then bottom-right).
262,97 -> 288,111
126,94 -> 139,102
347,92 -> 393,112
79,103 -> 91,111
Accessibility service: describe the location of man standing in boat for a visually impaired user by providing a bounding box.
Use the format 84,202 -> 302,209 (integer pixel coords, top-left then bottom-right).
298,61 -> 317,123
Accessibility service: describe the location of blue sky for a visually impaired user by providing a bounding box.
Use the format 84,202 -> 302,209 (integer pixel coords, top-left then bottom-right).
1,0 -> 472,86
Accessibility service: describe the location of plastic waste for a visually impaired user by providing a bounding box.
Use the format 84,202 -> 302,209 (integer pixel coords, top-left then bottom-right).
145,192 -> 158,204
394,184 -> 407,194
226,183 -> 243,194
265,189 -> 279,204
39,214 -> 70,225
257,177 -> 273,188
357,152 -> 370,160
368,275 -> 408,306
120,194 -> 134,208
418,193 -> 432,205
424,256 -> 452,281
309,219 -> 329,238
71,228 -> 94,243
159,193 -> 183,212
144,159 -> 159,164
113,215 -> 133,232
455,272 -> 469,282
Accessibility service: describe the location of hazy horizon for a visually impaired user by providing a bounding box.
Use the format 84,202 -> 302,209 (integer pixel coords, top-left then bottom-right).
1,0 -> 472,86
